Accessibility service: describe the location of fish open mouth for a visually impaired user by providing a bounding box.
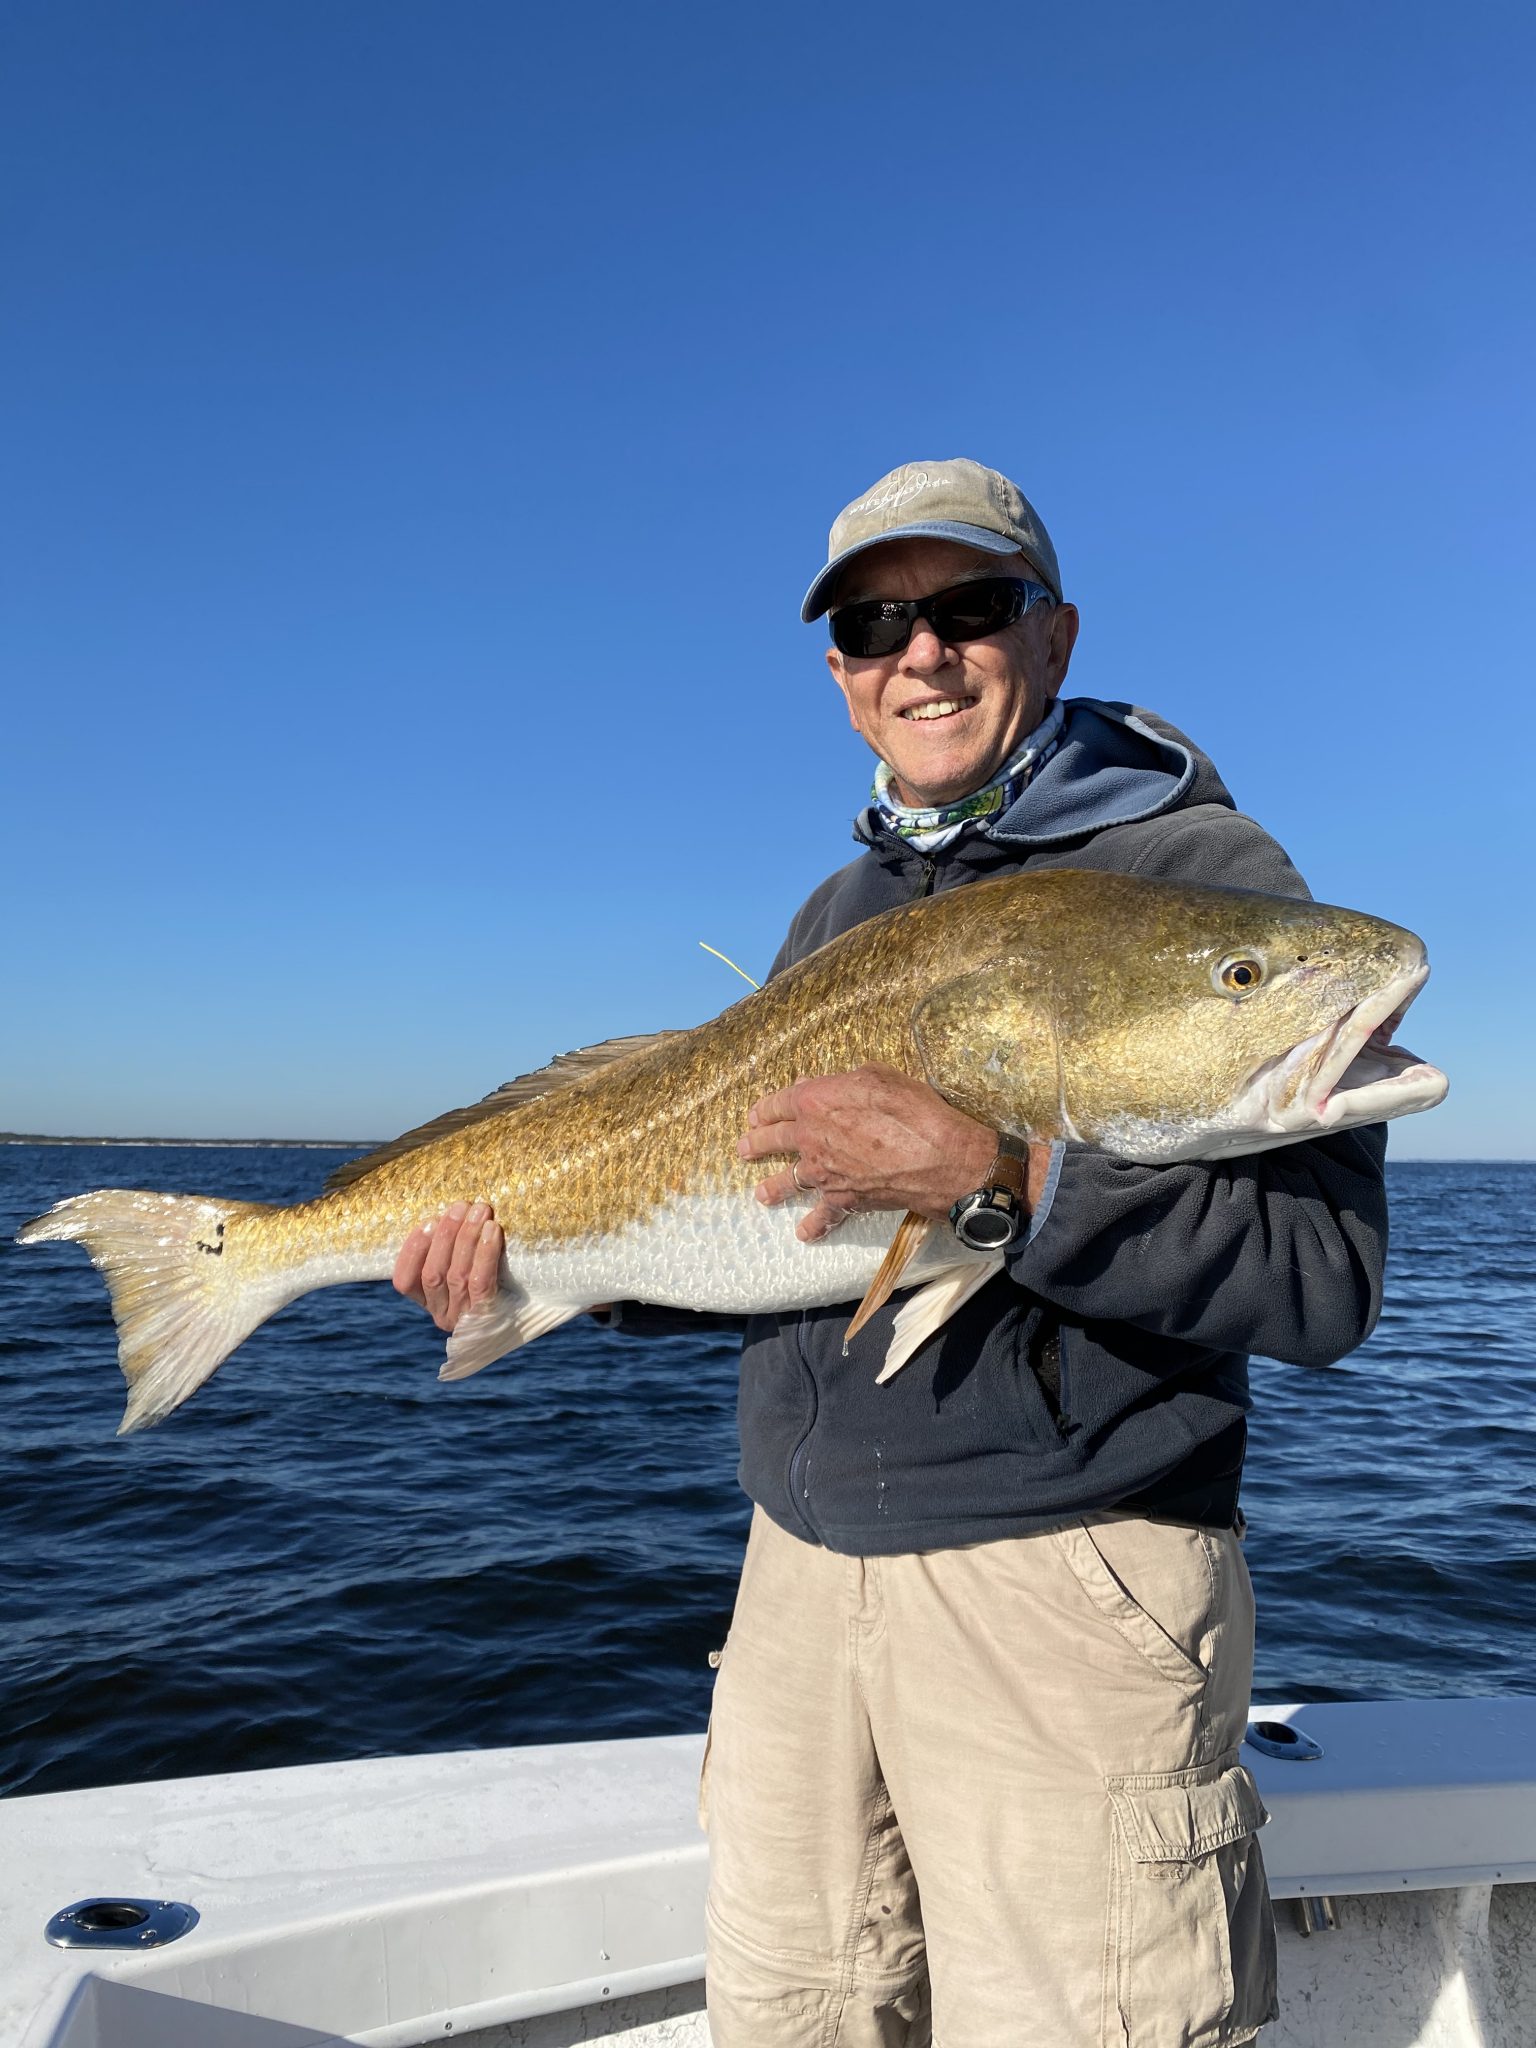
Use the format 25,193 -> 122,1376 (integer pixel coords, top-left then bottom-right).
1256,959 -> 1449,1137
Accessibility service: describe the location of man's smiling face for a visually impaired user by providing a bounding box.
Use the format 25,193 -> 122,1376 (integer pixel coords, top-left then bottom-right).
826,537 -> 1079,808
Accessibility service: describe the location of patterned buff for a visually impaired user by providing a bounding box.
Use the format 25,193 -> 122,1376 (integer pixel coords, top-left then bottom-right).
872,700 -> 1066,852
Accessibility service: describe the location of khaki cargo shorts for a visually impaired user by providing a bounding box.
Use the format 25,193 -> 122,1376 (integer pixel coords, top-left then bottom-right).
701,1508 -> 1277,2047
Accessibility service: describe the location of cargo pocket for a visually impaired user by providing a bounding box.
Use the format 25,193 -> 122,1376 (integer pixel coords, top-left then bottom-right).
1103,1755 -> 1277,2048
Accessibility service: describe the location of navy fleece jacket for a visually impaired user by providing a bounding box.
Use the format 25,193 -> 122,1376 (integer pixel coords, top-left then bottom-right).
616,699 -> 1388,1553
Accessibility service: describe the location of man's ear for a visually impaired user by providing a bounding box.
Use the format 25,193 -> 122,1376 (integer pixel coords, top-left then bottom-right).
1045,603 -> 1081,692
827,647 -> 859,728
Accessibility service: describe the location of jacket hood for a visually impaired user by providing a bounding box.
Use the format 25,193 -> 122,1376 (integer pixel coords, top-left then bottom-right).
853,697 -> 1238,853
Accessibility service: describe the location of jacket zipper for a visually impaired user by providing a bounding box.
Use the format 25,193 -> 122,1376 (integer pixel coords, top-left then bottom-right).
778,868 -> 934,1542
784,1318 -> 821,1541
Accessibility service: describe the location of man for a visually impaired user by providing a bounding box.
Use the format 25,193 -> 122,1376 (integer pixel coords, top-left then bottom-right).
396,460 -> 1387,2045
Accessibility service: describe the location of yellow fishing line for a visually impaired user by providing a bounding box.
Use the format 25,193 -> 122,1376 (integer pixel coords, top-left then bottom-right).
698,942 -> 761,991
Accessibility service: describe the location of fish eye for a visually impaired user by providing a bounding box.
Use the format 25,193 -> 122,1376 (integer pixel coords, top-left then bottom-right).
1215,953 -> 1266,995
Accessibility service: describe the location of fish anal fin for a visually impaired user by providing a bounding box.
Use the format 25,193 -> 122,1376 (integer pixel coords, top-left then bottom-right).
438,1294 -> 587,1382
875,1258 -> 1004,1384
324,1031 -> 683,1194
842,1211 -> 934,1350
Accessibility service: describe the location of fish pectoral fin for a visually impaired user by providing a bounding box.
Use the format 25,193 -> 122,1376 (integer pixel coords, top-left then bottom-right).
875,1257 -> 1005,1385
438,1294 -> 587,1382
842,1211 -> 935,1351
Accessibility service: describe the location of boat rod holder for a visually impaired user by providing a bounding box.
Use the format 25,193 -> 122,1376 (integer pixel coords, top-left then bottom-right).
1244,1717 -> 1324,1762
44,1897 -> 199,1950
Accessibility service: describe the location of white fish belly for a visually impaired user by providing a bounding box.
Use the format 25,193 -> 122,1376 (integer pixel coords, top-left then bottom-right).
502,1190 -> 973,1314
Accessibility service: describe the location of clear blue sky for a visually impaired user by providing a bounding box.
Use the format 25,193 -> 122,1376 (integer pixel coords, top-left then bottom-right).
4,1 -> 1532,1155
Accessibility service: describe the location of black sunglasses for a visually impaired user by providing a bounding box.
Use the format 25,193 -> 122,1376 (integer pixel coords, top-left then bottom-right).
828,576 -> 1054,659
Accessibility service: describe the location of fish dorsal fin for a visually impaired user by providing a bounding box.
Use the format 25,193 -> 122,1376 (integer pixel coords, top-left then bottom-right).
322,1031 -> 682,1193
841,1211 -> 934,1350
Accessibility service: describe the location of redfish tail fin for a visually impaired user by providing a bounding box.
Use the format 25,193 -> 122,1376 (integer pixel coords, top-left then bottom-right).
17,1190 -> 293,1433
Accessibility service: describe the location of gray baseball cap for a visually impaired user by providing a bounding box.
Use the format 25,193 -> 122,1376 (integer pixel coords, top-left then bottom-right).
801,457 -> 1062,622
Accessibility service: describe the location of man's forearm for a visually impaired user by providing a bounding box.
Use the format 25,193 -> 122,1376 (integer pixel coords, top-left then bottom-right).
1006,1126 -> 1389,1367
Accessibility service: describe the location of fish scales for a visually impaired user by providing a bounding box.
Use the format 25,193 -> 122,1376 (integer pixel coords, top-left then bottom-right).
16,871 -> 1449,1431
264,884 -> 956,1271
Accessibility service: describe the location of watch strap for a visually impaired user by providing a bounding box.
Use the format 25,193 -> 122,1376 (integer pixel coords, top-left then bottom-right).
986,1136 -> 1029,1203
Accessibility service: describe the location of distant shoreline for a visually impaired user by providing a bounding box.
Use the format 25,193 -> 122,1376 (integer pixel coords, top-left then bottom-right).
1,1135 -> 372,1150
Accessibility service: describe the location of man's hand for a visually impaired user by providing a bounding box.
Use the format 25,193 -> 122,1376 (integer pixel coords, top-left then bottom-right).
737,1063 -> 1047,1243
392,1202 -> 504,1332
392,1204 -> 614,1330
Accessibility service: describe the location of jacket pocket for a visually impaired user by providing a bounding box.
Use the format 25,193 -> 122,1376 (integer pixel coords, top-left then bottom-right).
1103,1756 -> 1277,2047
1001,1303 -> 1068,1450
1031,1317 -> 1067,1422
1051,1517 -> 1215,1692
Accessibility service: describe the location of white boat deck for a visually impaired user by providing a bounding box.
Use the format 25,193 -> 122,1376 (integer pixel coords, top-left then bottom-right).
2,1699 -> 1534,2047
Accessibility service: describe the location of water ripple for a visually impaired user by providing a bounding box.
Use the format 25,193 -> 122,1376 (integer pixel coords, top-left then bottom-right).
1,1148 -> 1532,1795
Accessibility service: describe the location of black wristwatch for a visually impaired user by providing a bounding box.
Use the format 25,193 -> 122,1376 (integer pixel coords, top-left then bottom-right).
949,1136 -> 1030,1250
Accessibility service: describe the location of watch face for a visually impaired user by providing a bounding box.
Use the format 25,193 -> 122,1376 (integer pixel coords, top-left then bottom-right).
957,1204 -> 1018,1250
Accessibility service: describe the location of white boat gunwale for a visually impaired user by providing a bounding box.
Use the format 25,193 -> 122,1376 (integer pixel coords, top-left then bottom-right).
5,1698 -> 1536,2047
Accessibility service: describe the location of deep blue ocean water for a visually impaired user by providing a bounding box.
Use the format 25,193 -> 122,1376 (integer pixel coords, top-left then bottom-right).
1,1149 -> 1532,1799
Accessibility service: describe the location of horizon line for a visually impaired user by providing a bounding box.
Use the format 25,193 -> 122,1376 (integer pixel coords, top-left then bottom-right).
1,1133 -> 375,1150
